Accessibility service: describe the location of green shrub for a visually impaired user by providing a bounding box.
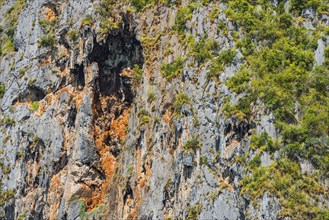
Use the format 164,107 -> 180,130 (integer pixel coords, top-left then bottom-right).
131,0 -> 155,12
18,68 -> 26,78
207,48 -> 236,79
5,0 -> 26,27
99,18 -> 119,36
132,64 -> 143,83
0,83 -> 5,98
161,57 -> 184,80
38,33 -> 56,48
3,135 -> 10,144
147,87 -> 155,102
187,203 -> 202,220
1,39 -> 15,55
30,101 -> 39,112
290,0 -> 322,14
250,132 -> 278,152
191,38 -> 219,64
138,109 -> 150,126
67,29 -> 78,41
209,8 -> 220,22
0,116 -> 15,127
183,136 -> 200,152
38,19 -> 48,29
174,6 -> 193,36
80,15 -> 93,28
240,158 -> 327,218
223,0 -> 329,217
173,92 -> 190,114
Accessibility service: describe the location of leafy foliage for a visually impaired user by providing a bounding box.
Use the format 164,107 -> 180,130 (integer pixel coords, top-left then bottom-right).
221,0 -> 329,217
173,92 -> 190,114
0,83 -> 5,98
161,57 -> 184,80
38,33 -> 56,48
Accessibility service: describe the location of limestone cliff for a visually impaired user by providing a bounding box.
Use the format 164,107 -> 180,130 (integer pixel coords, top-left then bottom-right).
0,0 -> 329,219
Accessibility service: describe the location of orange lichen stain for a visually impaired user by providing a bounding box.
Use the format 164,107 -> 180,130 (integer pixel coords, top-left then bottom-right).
44,7 -> 56,21
120,68 -> 134,78
111,108 -> 130,141
49,173 -> 63,220
60,67 -> 69,78
80,149 -> 117,211
128,208 -> 136,219
145,162 -> 152,178
73,91 -> 84,109
35,99 -> 48,116
100,152 -> 117,197
225,140 -> 240,159
51,87 -> 71,104
163,109 -> 172,123
140,175 -> 146,188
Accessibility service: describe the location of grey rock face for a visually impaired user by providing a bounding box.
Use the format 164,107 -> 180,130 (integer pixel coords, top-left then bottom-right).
315,39 -> 326,65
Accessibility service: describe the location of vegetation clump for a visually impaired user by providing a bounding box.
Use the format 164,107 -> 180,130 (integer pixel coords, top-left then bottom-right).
0,83 -> 5,98
173,92 -> 190,114
183,136 -> 200,152
67,30 -> 78,41
38,33 -> 56,48
30,101 -> 39,112
222,0 -> 329,217
161,57 -> 184,80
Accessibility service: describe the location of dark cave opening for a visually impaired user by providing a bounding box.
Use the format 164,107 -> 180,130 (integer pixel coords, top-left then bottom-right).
88,15 -> 144,150
88,22 -> 144,99
70,64 -> 85,88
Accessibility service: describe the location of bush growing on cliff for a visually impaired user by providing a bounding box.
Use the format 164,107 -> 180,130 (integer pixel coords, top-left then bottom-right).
132,64 -> 143,83
223,0 -> 329,217
173,92 -> 190,114
67,29 -> 78,41
161,56 -> 184,80
131,0 -> 155,11
191,37 -> 219,64
175,6 -> 193,36
207,48 -> 236,79
30,101 -> 39,112
131,0 -> 177,12
0,83 -> 5,98
183,136 -> 200,152
80,15 -> 93,28
1,39 -> 15,55
38,33 -> 56,48
138,109 -> 150,126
